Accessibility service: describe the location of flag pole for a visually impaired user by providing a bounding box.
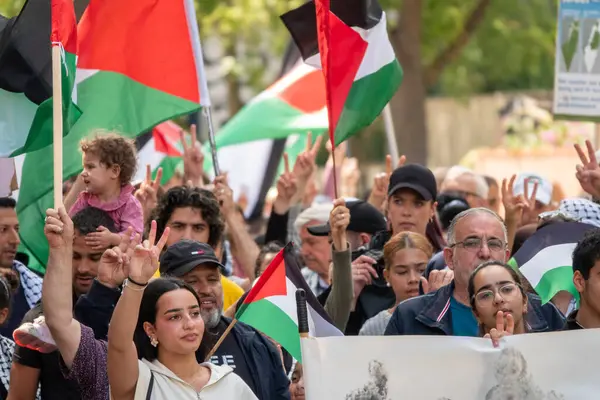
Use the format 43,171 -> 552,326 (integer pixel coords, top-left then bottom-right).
382,104 -> 399,166
331,143 -> 339,199
204,317 -> 237,362
52,44 -> 63,207
203,107 -> 221,177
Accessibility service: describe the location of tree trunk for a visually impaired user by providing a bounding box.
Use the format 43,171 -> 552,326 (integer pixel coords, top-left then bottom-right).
423,0 -> 493,87
389,0 -> 428,165
225,41 -> 244,117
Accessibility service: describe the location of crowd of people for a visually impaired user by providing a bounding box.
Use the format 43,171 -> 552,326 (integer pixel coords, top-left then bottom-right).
0,128 -> 599,399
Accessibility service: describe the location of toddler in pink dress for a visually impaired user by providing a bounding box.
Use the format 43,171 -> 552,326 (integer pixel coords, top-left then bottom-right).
68,133 -> 143,249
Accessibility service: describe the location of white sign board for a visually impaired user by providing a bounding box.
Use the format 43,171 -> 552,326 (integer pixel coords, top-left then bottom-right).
553,0 -> 600,120
301,330 -> 600,399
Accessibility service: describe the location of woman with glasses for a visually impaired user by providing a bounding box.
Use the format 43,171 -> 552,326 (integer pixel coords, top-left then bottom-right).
468,261 -> 529,347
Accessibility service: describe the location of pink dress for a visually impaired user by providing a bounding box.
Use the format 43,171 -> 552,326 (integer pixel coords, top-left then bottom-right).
69,184 -> 144,234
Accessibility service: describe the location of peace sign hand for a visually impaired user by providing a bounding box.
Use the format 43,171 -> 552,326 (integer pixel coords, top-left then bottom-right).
97,227 -> 141,289
273,153 -> 298,215
293,132 -> 323,182
135,165 -> 162,219
501,174 -> 538,226
127,221 -> 170,285
484,311 -> 514,348
181,124 -> 204,186
574,140 -> 600,199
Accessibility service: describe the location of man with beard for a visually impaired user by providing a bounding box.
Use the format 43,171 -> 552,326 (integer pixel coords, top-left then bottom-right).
385,208 -> 565,336
73,187 -> 290,399
8,207 -> 117,400
0,197 -> 42,338
159,240 -> 290,399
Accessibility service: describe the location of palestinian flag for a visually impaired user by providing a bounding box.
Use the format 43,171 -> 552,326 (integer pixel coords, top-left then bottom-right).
0,0 -> 82,157
236,243 -> 342,362
134,121 -> 183,186
213,62 -> 327,148
203,53 -> 327,218
0,158 -> 18,197
17,0 -> 209,273
508,222 -> 595,304
281,0 -> 402,145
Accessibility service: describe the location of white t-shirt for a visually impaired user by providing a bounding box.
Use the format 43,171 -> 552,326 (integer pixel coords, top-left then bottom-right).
135,359 -> 258,400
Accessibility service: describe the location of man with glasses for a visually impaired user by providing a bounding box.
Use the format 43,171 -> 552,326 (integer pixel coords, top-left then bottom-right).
385,208 -> 565,336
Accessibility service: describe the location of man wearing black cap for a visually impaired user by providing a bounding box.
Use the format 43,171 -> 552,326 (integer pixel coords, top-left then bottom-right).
159,239 -> 290,399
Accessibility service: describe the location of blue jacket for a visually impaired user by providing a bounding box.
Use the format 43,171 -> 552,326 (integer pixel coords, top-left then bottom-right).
384,281 -> 565,336
75,280 -> 290,400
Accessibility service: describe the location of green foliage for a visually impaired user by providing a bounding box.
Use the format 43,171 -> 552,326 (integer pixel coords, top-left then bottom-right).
0,0 -> 24,17
433,0 -> 558,95
195,0 -> 304,89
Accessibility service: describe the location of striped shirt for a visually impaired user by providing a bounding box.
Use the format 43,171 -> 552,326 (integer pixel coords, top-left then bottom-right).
359,310 -> 392,336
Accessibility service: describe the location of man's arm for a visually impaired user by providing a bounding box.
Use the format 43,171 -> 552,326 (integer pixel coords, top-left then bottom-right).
214,176 -> 259,279
7,360 -> 40,400
42,208 -> 82,369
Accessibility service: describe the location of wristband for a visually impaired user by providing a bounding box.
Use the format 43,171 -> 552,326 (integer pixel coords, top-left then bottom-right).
127,276 -> 148,287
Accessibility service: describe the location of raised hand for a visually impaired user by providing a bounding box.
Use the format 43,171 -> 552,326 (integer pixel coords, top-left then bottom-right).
501,174 -> 538,226
574,140 -> 600,199
273,153 -> 298,215
330,198 -> 350,251
326,138 -> 347,169
213,173 -> 235,218
127,221 -> 170,285
340,157 -> 361,198
181,124 -> 204,185
44,207 -> 74,249
97,227 -> 141,289
135,164 -> 163,219
421,268 -> 454,294
293,132 -> 323,182
368,154 -> 406,210
351,255 -> 378,304
484,311 -> 514,348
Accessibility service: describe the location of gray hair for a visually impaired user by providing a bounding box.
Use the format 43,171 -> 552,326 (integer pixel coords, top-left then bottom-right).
446,208 -> 507,245
444,166 -> 489,199
294,203 -> 333,233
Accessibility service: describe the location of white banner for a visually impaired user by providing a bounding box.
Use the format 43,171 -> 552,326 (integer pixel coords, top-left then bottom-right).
301,330 -> 600,399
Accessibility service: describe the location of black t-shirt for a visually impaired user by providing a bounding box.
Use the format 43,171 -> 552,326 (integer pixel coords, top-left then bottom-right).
12,304 -> 81,400
200,319 -> 255,395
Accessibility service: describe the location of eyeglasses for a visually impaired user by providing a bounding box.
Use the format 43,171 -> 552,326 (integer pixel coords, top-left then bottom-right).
450,238 -> 506,252
473,283 -> 520,305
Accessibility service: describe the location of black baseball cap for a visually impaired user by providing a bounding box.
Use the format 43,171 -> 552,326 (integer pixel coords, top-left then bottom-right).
307,200 -> 387,236
159,239 -> 224,277
387,164 -> 437,201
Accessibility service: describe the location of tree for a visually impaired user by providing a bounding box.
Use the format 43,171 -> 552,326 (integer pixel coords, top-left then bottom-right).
196,0 -> 304,115
384,0 -> 557,164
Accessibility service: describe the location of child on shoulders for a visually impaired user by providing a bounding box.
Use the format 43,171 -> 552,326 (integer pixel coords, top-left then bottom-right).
68,132 -> 143,249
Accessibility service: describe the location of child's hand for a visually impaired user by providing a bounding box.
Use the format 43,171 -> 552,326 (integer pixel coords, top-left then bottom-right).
85,226 -> 118,251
